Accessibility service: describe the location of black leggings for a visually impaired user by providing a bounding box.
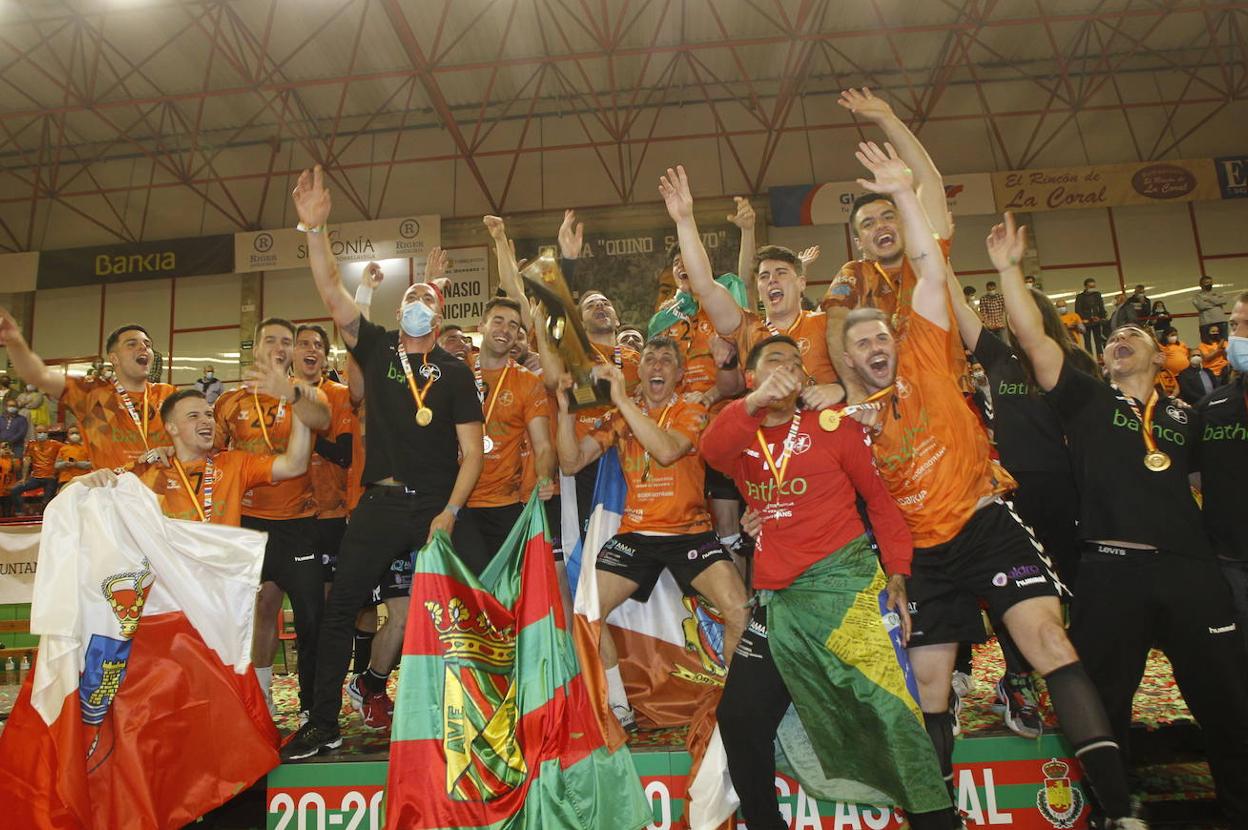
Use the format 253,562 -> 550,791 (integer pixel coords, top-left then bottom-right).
718,607 -> 956,830
1071,548 -> 1248,824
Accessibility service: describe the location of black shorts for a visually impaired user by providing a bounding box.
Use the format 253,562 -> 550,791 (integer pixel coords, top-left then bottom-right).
907,500 -> 1064,648
704,464 -> 741,502
454,502 -> 525,575
316,517 -> 348,582
242,515 -> 320,588
372,553 -> 416,603
597,531 -> 731,602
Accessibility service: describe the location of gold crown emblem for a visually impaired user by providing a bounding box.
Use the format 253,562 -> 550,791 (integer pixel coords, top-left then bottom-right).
1042,758 -> 1070,780
425,598 -> 515,668
100,559 -> 155,639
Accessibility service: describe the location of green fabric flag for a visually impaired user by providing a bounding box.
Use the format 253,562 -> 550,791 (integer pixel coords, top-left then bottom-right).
384,493 -> 653,830
648,272 -> 748,338
760,536 -> 951,814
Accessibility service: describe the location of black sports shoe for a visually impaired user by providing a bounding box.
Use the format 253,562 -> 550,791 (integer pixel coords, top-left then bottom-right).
281,723 -> 343,761
995,672 -> 1043,739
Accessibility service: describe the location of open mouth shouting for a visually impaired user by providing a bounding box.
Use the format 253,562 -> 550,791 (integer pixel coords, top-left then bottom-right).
764,284 -> 786,308
873,230 -> 897,250
866,351 -> 891,382
135,353 -> 150,369
195,423 -> 214,443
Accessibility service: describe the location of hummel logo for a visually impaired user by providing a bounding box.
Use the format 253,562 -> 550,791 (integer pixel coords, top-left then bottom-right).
1209,623 -> 1237,634
293,554 -> 315,563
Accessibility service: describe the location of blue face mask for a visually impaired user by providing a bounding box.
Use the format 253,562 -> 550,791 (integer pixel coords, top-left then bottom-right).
1227,335 -> 1248,373
400,301 -> 436,338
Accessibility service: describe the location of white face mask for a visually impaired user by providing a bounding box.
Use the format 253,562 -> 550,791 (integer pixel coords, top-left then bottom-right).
1227,335 -> 1248,373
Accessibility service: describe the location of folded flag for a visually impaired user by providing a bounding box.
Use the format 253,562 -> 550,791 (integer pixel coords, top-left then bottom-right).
385,491 -> 651,830
0,474 -> 278,830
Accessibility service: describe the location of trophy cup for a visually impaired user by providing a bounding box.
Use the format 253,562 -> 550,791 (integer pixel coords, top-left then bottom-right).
520,246 -> 612,411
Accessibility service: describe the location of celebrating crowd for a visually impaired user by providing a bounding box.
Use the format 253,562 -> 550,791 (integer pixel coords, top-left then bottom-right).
1,87 -> 1246,830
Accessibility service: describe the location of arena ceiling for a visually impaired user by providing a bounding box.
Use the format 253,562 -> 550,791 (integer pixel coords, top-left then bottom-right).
1,0 -> 1246,250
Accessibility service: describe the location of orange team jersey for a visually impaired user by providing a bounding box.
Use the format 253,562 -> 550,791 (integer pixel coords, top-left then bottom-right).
55,443 -> 91,483
732,309 -> 839,385
346,403 -> 365,513
133,450 -> 275,527
26,439 -> 63,479
822,239 -> 955,323
652,304 -> 721,394
60,377 -> 176,470
870,312 -> 1015,548
469,363 -> 548,508
1060,311 -> 1084,342
1159,342 -> 1189,397
1200,340 -> 1229,377
214,386 -> 323,520
589,396 -> 712,535
0,457 -> 18,495
308,379 -> 356,519
574,342 -> 640,438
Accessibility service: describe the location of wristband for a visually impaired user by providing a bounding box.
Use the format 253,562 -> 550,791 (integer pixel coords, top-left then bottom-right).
445,504 -> 461,518
291,383 -> 303,404
296,221 -> 326,234
354,284 -> 374,306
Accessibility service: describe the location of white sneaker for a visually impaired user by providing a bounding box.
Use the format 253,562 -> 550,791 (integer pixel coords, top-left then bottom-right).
298,710 -> 310,727
1105,819 -> 1147,829
951,670 -> 975,698
611,704 -> 638,733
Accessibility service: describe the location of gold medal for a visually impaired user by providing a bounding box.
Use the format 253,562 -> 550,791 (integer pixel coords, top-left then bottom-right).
482,435 -> 494,454
819,409 -> 842,432
415,406 -> 433,426
1143,450 -> 1171,472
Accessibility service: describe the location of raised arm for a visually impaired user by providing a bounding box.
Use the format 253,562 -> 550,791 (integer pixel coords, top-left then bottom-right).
0,309 -> 66,399
728,197 -> 757,281
659,166 -> 745,336
989,212 -> 1064,391
347,262 -> 384,406
483,216 -> 532,329
554,379 -> 604,474
945,263 -> 983,349
838,88 -> 951,239
854,142 -> 947,329
243,353 -> 331,431
292,166 -> 362,349
272,404 -> 313,480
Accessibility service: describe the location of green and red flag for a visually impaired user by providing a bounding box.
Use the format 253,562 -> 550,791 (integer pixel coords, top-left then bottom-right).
385,492 -> 652,830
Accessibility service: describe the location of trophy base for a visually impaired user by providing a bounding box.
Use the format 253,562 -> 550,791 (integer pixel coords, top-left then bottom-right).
565,378 -> 613,412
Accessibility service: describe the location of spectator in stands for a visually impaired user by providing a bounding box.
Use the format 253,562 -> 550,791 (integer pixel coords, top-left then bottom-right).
1128,285 -> 1151,323
1024,274 -> 1042,290
195,365 -> 224,404
1193,275 -> 1229,341
0,375 -> 11,408
11,427 -> 62,514
1056,299 -> 1083,343
0,442 -> 16,517
1109,293 -> 1136,332
14,381 -> 45,442
1149,300 -> 1172,339
1200,324 -> 1230,383
1158,328 -> 1190,398
1178,353 -> 1220,405
1075,278 -> 1108,357
963,284 -> 977,308
0,401 -> 26,459
977,280 -> 1006,334
54,426 -> 92,486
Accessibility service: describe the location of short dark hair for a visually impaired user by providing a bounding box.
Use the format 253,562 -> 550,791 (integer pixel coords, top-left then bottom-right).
160,388 -> 207,422
255,317 -> 296,341
105,324 -> 151,354
1200,274 -> 1214,282
985,280 -> 998,290
841,307 -> 891,349
665,241 -> 681,266
441,323 -> 464,334
295,324 -> 330,355
752,245 -> 803,277
745,334 -> 800,371
1083,278 -> 1096,287
483,296 -> 523,319
963,285 -> 976,297
848,192 -> 894,229
1135,284 -> 1145,291
641,334 -> 684,368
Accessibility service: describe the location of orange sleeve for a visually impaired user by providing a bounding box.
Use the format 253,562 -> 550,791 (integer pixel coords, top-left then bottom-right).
59,377 -> 86,418
905,311 -> 960,378
237,451 -> 277,490
669,400 -> 710,450
521,373 -> 547,423
587,413 -> 621,453
821,262 -> 859,310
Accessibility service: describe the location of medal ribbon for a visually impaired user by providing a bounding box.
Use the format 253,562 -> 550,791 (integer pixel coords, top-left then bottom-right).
764,312 -> 804,338
252,389 -> 287,452
1115,386 -> 1161,457
640,396 -> 677,482
397,347 -> 436,416
755,410 -> 803,489
477,359 -> 513,434
111,377 -> 151,450
170,455 -> 214,523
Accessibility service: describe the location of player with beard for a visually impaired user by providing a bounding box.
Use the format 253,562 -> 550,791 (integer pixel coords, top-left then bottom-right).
78,389 -> 312,526
457,297 -> 555,571
214,318 -> 331,718
509,323 -> 544,373
659,167 -> 844,412
284,166 -> 483,759
821,88 -> 955,400
0,317 -> 176,470
994,213 -> 1248,827
292,325 -> 356,597
555,335 -> 747,730
841,143 -> 1140,828
702,334 -> 956,830
438,324 -> 472,360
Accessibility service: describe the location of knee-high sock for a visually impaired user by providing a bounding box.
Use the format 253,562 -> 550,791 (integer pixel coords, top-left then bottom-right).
923,710 -> 956,804
1044,662 -> 1131,819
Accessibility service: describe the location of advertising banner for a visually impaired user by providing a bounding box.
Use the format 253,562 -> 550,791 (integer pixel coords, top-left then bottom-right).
235,215 -> 440,273
0,524 -> 39,604
37,235 -> 233,289
438,246 -> 491,329
770,174 -> 996,227
993,159 -> 1221,213
1215,155 -> 1248,199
